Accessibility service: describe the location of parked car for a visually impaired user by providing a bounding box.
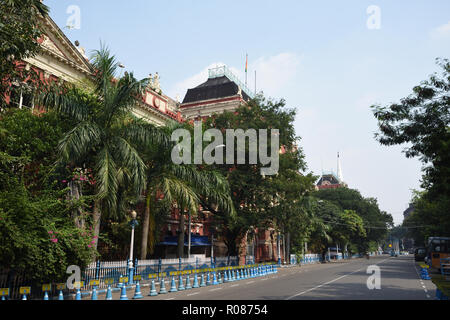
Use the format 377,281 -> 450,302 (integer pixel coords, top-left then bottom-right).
414,247 -> 427,261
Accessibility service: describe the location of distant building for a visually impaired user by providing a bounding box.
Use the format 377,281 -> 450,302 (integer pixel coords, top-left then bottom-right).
317,153 -> 347,190
180,65 -> 253,120
403,203 -> 415,220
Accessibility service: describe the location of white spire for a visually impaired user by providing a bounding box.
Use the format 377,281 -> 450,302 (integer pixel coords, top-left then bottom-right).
337,152 -> 343,183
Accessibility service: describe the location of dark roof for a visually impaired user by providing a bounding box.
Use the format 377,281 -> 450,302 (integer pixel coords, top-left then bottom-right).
182,76 -> 250,104
317,174 -> 341,186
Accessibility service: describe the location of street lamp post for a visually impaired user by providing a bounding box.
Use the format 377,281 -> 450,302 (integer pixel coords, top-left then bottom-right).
277,234 -> 281,265
128,210 -> 138,285
188,211 -> 191,259
211,231 -> 214,267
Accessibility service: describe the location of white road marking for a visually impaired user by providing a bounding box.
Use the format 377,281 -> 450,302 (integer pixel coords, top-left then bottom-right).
209,288 -> 222,292
164,297 -> 175,300
285,257 -> 392,300
412,258 -> 432,298
247,281 -> 254,284
187,292 -> 200,296
230,284 -> 239,287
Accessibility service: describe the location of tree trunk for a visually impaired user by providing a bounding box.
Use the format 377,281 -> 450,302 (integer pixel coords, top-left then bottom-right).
177,212 -> 185,258
286,231 -> 291,264
92,200 -> 101,261
69,181 -> 85,229
140,194 -> 151,260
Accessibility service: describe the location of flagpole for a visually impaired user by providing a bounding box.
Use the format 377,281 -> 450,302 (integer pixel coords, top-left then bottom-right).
245,53 -> 248,87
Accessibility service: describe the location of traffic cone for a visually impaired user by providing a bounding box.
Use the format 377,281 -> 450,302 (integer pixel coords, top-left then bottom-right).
105,285 -> 112,300
169,276 -> 178,292
120,284 -> 128,300
22,294 -> 27,300
224,270 -> 229,282
159,278 -> 167,294
185,275 -> 192,290
133,281 -> 143,299
236,269 -> 241,281
58,290 -> 64,300
206,272 -> 212,286
178,275 -> 185,291
212,272 -> 219,285
43,291 -> 49,300
218,272 -> 223,284
75,288 -> 82,300
200,274 -> 206,287
149,279 -> 158,296
192,274 -> 199,288
91,287 -> 98,300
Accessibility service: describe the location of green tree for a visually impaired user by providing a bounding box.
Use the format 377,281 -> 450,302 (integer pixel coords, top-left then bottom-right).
204,96 -> 315,259
372,58 -> 450,240
0,0 -> 49,108
372,58 -> 449,198
314,188 -> 392,252
0,109 -> 95,284
37,45 -> 169,254
139,126 -> 235,259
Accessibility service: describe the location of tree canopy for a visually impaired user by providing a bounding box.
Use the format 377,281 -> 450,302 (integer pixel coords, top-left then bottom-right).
0,0 -> 49,108
372,58 -> 450,244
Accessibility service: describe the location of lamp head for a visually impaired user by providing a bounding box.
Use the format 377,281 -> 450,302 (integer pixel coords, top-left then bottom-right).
131,210 -> 137,219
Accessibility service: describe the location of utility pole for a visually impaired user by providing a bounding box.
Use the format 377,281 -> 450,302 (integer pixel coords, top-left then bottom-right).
188,211 -> 191,259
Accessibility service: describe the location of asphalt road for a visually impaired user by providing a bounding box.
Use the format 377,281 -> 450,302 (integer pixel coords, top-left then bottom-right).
99,255 -> 435,300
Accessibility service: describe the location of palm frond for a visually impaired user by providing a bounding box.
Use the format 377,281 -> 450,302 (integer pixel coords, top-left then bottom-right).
57,120 -> 102,164
113,136 -> 147,197
95,145 -> 120,217
36,83 -> 94,121
123,119 -> 171,149
161,177 -> 199,215
90,44 -> 120,94
103,72 -> 148,127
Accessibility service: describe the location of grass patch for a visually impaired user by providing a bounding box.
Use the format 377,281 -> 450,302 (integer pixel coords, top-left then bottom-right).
431,274 -> 450,297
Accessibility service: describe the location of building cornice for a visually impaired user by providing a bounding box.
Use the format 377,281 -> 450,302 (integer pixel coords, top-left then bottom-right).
180,95 -> 245,109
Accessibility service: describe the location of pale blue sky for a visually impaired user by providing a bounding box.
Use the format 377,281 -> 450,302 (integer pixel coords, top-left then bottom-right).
45,0 -> 450,225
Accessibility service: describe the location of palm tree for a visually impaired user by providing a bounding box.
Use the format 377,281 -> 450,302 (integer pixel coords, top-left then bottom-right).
37,45 -> 169,253
139,125 -> 235,259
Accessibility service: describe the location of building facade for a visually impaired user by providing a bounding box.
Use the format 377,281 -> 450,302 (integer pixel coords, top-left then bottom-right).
177,65 -> 285,264
316,153 -> 347,190
6,13 -> 284,263
180,65 -> 253,120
